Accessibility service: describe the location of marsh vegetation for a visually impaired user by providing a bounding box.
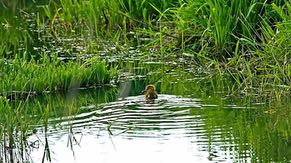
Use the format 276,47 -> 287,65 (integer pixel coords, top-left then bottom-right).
0,0 -> 290,162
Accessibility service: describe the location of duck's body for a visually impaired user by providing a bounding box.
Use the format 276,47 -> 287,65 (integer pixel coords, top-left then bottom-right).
143,85 -> 158,100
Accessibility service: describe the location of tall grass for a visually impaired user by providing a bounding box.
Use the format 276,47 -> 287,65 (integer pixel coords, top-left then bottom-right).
255,2 -> 291,89
0,55 -> 117,95
0,12 -> 32,58
0,0 -> 288,55
0,0 -> 290,96
41,0 -> 178,37
0,0 -> 284,56
166,0 -> 280,54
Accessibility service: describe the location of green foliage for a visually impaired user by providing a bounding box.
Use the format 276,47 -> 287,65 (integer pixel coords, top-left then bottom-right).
0,0 -> 290,97
0,14 -> 32,58
0,55 -> 117,94
252,2 -> 291,91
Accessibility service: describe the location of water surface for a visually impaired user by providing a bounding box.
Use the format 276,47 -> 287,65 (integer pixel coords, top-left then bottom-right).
16,85 -> 289,163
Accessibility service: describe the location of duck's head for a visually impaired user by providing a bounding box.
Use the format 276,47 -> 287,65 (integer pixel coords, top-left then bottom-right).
142,84 -> 158,100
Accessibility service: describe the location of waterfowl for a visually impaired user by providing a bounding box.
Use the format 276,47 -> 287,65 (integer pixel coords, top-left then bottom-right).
142,84 -> 158,100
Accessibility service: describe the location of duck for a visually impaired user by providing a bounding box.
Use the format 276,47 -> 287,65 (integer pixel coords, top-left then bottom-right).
142,84 -> 158,100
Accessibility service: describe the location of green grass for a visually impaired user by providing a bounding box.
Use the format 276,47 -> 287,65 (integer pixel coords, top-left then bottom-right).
0,55 -> 117,95
0,0 -> 290,97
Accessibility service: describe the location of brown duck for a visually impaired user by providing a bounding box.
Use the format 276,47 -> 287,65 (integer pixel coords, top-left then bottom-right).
142,84 -> 158,100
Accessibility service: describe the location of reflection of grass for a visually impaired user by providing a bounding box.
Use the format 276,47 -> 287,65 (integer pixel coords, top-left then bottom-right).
18,87 -> 118,118
0,87 -> 118,162
189,102 -> 291,162
139,66 -> 291,161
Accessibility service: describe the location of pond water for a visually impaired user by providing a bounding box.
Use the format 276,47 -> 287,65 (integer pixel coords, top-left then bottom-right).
4,80 -> 290,163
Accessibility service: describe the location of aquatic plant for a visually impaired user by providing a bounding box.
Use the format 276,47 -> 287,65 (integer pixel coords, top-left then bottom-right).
0,55 -> 117,96
0,96 -> 40,162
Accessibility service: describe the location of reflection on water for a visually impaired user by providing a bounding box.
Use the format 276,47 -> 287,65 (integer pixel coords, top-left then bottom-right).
16,86 -> 287,163
1,82 -> 290,163
29,94 -> 209,163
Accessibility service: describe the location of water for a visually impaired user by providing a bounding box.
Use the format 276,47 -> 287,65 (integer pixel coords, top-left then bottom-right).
4,85 -> 286,163
29,94 -> 207,163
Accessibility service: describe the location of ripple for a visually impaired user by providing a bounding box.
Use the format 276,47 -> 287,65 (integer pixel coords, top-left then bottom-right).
48,94 -> 203,133
28,94 -> 254,163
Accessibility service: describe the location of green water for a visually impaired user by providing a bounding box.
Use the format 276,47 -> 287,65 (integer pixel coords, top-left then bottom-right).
2,79 -> 290,163
0,1 -> 291,163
